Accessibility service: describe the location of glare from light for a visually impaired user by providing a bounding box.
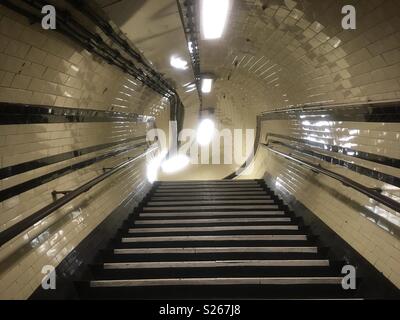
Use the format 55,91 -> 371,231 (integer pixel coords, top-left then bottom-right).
161,154 -> 190,174
188,41 -> 194,53
201,0 -> 230,40
197,118 -> 215,146
183,83 -> 196,90
201,78 -> 213,93
146,151 -> 167,183
170,56 -> 188,70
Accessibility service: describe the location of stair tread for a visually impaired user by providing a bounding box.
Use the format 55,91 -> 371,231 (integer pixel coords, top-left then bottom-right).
76,180 -> 357,299
142,205 -> 280,211
138,211 -> 286,217
90,276 -> 343,288
121,235 -> 308,243
89,265 -> 344,280
102,259 -> 331,269
151,196 -> 272,200
135,218 -> 291,225
128,226 -> 299,233
112,246 -> 319,254
147,200 -> 275,205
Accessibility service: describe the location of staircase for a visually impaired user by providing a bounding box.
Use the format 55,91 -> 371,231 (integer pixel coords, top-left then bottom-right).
77,180 -> 358,299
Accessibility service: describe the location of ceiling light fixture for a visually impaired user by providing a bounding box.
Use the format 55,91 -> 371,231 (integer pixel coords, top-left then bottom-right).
197,118 -> 215,146
170,56 -> 188,70
201,0 -> 230,40
201,78 -> 213,93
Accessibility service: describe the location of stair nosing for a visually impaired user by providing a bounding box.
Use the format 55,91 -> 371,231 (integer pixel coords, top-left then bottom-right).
121,235 -> 308,243
128,225 -> 299,233
90,277 -> 343,287
102,259 -> 330,269
135,217 -> 291,225
113,247 -> 319,254
143,205 -> 280,211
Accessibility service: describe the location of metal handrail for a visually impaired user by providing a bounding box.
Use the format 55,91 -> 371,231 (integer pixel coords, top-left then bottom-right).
259,99 -> 400,116
0,147 -> 157,247
262,144 -> 400,214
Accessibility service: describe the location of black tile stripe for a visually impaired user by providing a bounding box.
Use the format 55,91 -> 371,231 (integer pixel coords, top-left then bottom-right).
266,133 -> 400,169
0,135 -> 146,180
269,139 -> 400,188
0,102 -> 154,124
259,101 -> 400,123
0,141 -> 148,203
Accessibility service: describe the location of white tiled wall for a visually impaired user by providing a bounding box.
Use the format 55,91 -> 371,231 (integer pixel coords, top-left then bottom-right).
0,3 -> 168,299
240,118 -> 400,289
0,3 -> 168,114
206,0 -> 400,290
1,0 -> 400,299
201,0 -> 400,127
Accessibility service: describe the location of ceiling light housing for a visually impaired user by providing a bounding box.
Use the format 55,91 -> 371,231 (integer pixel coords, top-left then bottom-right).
201,78 -> 213,93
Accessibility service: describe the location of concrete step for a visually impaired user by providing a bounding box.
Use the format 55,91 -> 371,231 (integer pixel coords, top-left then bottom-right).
142,205 -> 280,211
121,235 -> 308,243
135,217 -> 292,225
128,225 -> 299,233
146,200 -> 275,206
150,195 -> 273,201
112,247 -> 319,255
90,277 -> 343,288
103,259 -> 330,270
154,188 -> 265,193
138,211 -> 286,218
152,191 -> 270,196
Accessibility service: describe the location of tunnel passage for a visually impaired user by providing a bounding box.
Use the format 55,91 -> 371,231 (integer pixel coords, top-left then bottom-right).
0,0 -> 399,300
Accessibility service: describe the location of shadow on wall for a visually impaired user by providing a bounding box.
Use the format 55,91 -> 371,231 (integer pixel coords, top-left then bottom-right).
100,0 -> 178,29
98,0 -> 147,26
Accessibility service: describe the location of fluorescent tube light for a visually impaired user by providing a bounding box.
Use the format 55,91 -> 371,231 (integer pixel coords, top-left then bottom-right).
201,78 -> 213,93
201,0 -> 230,40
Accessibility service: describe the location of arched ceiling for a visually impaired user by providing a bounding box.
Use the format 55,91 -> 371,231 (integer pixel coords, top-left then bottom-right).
101,0 -> 400,129
99,0 -> 201,124
200,0 -> 400,130
99,0 -> 400,179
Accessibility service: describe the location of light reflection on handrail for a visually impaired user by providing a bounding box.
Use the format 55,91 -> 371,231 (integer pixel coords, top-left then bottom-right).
262,143 -> 400,214
0,146 -> 158,248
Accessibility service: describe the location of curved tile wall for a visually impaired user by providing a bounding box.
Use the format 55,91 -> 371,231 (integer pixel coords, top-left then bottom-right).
240,104 -> 400,289
0,3 -> 168,299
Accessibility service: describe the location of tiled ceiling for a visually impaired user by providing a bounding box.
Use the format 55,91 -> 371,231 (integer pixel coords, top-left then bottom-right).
101,0 -> 400,179
200,0 -> 400,131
